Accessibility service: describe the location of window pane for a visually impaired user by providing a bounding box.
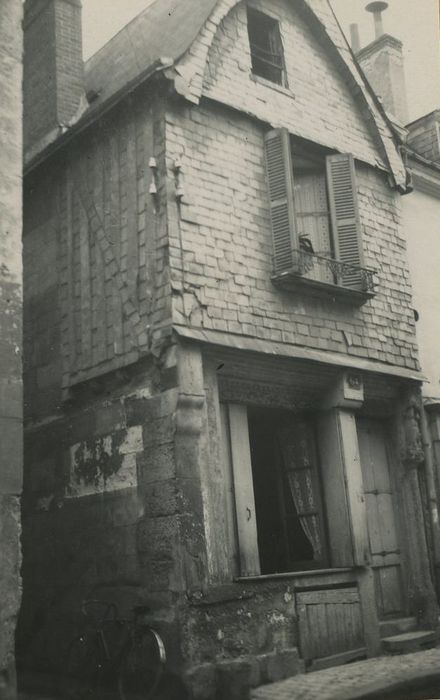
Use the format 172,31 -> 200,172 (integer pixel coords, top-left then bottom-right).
247,8 -> 284,86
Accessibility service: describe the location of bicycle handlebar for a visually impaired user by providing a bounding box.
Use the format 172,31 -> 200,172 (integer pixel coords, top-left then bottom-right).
81,599 -> 119,621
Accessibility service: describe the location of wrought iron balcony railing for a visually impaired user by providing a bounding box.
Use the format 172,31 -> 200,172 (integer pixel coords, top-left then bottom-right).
272,250 -> 377,302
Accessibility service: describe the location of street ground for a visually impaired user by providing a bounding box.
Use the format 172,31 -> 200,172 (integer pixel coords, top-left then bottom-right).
17,647 -> 440,700
251,647 -> 440,700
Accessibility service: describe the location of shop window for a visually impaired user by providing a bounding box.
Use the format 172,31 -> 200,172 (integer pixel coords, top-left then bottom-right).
247,7 -> 286,86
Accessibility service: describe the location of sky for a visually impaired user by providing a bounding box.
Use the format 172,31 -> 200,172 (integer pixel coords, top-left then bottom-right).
82,0 -> 440,122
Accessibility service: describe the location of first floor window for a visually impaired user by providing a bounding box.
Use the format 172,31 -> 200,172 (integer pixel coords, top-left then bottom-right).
264,128 -> 369,292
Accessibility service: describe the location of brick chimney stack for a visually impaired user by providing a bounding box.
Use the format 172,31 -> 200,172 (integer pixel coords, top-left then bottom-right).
23,0 -> 85,156
355,2 -> 409,126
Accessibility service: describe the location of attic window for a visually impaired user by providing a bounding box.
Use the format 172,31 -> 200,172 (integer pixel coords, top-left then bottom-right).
247,7 -> 285,86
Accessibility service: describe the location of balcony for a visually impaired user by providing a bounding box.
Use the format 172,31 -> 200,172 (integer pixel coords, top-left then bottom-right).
271,250 -> 377,305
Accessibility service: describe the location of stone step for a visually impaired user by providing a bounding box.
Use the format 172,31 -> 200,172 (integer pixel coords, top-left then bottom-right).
382,630 -> 438,654
379,616 -> 417,638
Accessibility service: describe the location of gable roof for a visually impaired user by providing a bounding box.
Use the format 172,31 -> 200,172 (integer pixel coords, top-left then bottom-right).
84,0 -> 217,114
29,0 -> 406,188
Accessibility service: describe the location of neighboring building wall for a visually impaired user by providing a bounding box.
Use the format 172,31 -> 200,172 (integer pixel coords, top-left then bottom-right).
402,178 -> 440,401
407,111 -> 440,163
0,0 -> 23,697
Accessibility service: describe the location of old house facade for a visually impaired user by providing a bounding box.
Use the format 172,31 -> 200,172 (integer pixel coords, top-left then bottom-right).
0,1 -> 23,698
19,0 -> 439,697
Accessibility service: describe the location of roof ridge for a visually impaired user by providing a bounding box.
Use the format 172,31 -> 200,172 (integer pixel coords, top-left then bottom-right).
84,0 -> 160,67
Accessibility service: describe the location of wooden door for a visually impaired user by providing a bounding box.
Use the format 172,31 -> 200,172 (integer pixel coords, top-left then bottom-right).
357,417 -> 405,619
297,588 -> 365,667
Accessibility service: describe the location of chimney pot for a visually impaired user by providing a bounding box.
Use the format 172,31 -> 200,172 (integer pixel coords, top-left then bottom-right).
350,23 -> 361,53
366,1 -> 389,39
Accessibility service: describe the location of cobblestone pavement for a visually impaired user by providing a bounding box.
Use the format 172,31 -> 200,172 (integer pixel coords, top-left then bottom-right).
251,649 -> 440,700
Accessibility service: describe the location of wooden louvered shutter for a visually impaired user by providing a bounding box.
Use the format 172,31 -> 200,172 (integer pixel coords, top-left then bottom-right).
264,129 -> 297,274
326,154 -> 363,289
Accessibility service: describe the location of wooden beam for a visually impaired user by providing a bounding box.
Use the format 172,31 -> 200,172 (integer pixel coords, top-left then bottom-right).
228,404 -> 261,577
338,410 -> 371,567
318,410 -> 353,567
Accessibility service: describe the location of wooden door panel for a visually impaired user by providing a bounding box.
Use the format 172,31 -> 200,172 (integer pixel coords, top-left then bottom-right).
357,417 -> 404,618
357,426 -> 374,491
374,566 -> 404,618
364,493 -> 382,553
297,588 -> 365,662
369,433 -> 391,492
377,494 -> 399,553
371,552 -> 400,567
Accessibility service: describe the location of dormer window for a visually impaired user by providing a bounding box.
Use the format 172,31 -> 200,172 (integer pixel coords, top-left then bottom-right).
247,7 -> 285,86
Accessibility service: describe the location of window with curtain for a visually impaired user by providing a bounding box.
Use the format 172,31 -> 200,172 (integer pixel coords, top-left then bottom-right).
223,404 -> 328,576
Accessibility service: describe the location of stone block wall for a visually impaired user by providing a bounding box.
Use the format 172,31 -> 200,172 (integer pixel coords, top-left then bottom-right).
182,580 -> 304,700
166,100 -> 418,371
18,360 -> 187,676
0,0 -> 23,696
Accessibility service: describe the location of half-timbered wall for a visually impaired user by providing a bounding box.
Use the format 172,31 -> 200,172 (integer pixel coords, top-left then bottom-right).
24,92 -> 169,407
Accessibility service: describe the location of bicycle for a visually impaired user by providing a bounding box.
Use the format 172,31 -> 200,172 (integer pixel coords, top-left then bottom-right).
66,600 -> 166,700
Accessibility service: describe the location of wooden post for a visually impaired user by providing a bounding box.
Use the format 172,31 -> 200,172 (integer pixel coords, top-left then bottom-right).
319,372 -> 370,567
420,406 -> 440,593
319,372 -> 379,656
338,410 -> 371,568
175,342 -> 209,592
357,567 -> 381,656
227,404 -> 261,577
318,409 -> 353,567
429,409 -> 440,596
393,386 -> 439,628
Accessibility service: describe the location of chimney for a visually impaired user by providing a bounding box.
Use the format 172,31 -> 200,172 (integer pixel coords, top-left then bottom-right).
356,2 -> 409,126
23,0 -> 85,155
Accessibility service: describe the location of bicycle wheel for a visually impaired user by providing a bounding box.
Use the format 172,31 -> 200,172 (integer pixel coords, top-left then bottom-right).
66,633 -> 103,699
117,627 -> 166,700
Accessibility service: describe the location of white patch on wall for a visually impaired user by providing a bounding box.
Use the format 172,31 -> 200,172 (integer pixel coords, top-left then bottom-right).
66,426 -> 143,498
